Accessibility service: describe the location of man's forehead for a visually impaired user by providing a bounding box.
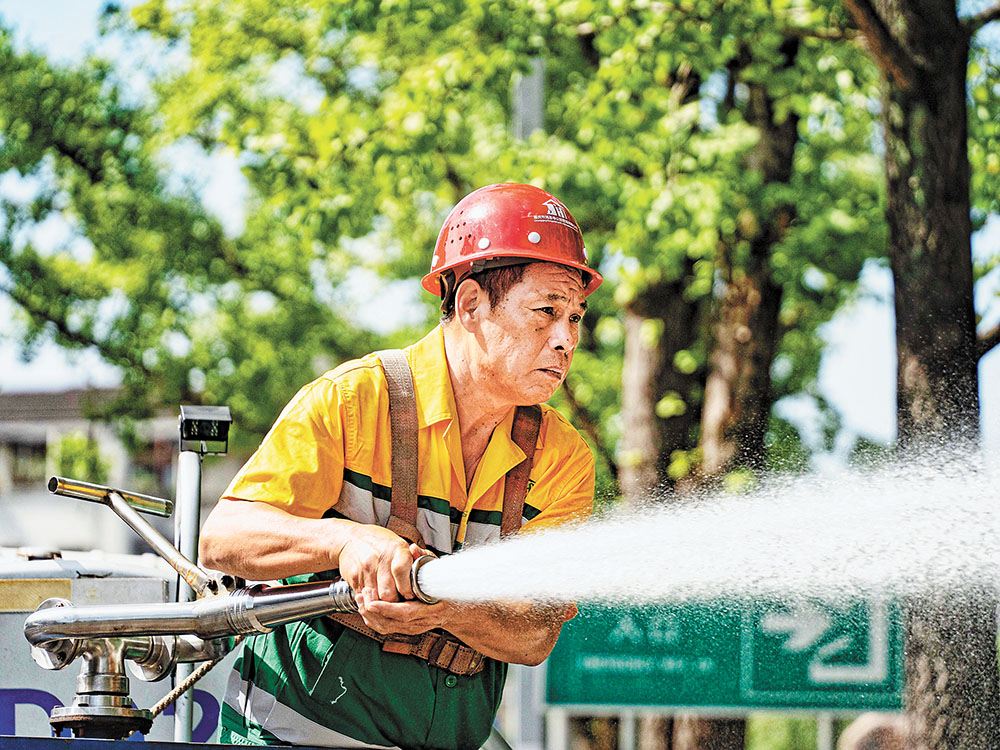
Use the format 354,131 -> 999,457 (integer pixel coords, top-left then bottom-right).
542,290 -> 588,311
519,262 -> 587,297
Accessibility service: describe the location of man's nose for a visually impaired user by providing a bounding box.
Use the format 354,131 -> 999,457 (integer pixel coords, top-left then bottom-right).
550,317 -> 578,353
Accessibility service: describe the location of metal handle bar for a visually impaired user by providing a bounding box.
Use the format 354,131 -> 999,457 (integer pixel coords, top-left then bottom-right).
48,476 -> 173,517
48,477 -> 216,597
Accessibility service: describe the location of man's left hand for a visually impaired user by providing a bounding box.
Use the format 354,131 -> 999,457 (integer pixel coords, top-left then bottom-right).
358,593 -> 452,635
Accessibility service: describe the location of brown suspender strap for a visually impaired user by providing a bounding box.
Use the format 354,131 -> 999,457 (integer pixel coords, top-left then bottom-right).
376,349 -> 424,547
329,614 -> 487,675
382,631 -> 486,675
501,404 -> 541,538
330,353 -> 541,675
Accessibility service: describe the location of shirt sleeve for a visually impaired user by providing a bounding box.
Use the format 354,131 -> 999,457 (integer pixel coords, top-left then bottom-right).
518,446 -> 594,536
221,376 -> 347,519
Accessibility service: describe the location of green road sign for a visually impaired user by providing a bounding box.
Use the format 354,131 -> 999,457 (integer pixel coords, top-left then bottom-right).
546,598 -> 904,711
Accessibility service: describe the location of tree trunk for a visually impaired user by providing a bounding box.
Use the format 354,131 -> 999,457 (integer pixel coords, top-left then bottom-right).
905,588 -> 1000,750
844,1 -> 1000,746
672,717 -> 744,750
620,276 -> 701,505
696,46 -> 798,482
883,28 -> 1000,750
697,252 -> 784,478
638,716 -> 674,750
619,280 -> 699,747
676,44 -> 798,750
880,9 -> 980,447
621,303 -> 664,502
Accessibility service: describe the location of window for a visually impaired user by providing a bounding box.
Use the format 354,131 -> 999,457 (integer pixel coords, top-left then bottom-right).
11,442 -> 46,486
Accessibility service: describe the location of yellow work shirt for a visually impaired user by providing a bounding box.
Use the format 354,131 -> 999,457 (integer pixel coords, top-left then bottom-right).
223,325 -> 595,553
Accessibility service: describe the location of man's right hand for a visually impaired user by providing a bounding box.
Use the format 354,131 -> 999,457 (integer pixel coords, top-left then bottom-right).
199,500 -> 432,603
337,528 -> 426,603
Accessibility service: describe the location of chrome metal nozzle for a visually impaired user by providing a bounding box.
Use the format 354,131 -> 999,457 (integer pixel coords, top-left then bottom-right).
410,555 -> 439,604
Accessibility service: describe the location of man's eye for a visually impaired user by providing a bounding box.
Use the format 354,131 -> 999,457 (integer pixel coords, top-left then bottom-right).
569,314 -> 582,324
536,307 -> 555,316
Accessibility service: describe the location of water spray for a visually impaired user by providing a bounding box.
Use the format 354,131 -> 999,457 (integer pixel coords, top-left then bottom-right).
417,449 -> 1000,606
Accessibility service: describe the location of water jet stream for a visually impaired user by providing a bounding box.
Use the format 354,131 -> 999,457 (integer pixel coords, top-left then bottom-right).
417,450 -> 1000,606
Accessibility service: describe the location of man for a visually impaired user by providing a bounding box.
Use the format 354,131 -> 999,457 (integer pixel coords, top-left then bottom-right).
199,183 -> 602,749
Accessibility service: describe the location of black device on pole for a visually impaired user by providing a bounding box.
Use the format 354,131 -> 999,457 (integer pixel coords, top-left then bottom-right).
178,405 -> 232,455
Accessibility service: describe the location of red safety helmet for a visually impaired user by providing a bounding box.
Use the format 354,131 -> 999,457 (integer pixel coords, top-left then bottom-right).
422,183 -> 603,299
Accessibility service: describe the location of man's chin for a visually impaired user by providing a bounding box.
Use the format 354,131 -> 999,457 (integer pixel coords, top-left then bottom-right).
516,383 -> 560,406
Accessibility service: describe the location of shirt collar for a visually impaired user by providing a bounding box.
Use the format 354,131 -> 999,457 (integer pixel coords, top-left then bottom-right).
407,325 -> 458,428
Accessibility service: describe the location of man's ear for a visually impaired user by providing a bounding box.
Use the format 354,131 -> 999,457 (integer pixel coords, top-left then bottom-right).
454,278 -> 486,330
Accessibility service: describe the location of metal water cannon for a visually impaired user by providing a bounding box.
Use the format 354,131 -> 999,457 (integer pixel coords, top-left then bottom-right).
21,404 -> 443,741
25,475 -> 440,738
25,556 -> 439,648
23,475 -> 229,739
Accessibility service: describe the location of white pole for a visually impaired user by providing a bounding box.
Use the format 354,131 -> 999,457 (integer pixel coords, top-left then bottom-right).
173,449 -> 203,742
618,712 -> 637,750
817,712 -> 835,750
545,708 -> 570,750
512,58 -> 545,140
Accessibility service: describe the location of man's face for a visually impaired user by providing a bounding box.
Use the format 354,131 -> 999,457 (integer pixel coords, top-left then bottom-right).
475,262 -> 587,406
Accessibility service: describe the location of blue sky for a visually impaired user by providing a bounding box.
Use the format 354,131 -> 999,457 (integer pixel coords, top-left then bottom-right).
1,1 -> 997,454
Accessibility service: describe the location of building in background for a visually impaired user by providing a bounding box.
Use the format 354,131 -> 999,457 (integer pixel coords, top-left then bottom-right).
0,389 -> 245,555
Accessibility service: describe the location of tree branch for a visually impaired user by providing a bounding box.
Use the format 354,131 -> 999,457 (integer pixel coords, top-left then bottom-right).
965,3 -> 1000,34
843,0 -> 922,91
979,323 -> 1000,360
782,26 -> 859,42
1,282 -> 154,378
560,379 -> 619,481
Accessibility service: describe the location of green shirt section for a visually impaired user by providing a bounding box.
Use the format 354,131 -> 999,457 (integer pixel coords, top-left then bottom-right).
222,616 -> 508,750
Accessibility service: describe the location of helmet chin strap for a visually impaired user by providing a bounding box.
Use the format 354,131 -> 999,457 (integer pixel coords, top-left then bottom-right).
438,272 -> 458,312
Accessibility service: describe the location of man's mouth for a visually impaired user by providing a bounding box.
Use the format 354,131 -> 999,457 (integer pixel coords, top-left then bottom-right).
537,367 -> 565,380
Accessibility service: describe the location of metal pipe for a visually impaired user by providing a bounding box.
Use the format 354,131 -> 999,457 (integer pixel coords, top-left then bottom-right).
48,476 -> 173,517
26,556 -> 440,647
26,580 -> 358,645
174,451 -> 204,603
104,491 -> 214,598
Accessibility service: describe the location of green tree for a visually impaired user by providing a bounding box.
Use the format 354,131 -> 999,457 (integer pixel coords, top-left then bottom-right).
0,0 -> 874,495
0,29 -> 375,443
52,431 -> 110,485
